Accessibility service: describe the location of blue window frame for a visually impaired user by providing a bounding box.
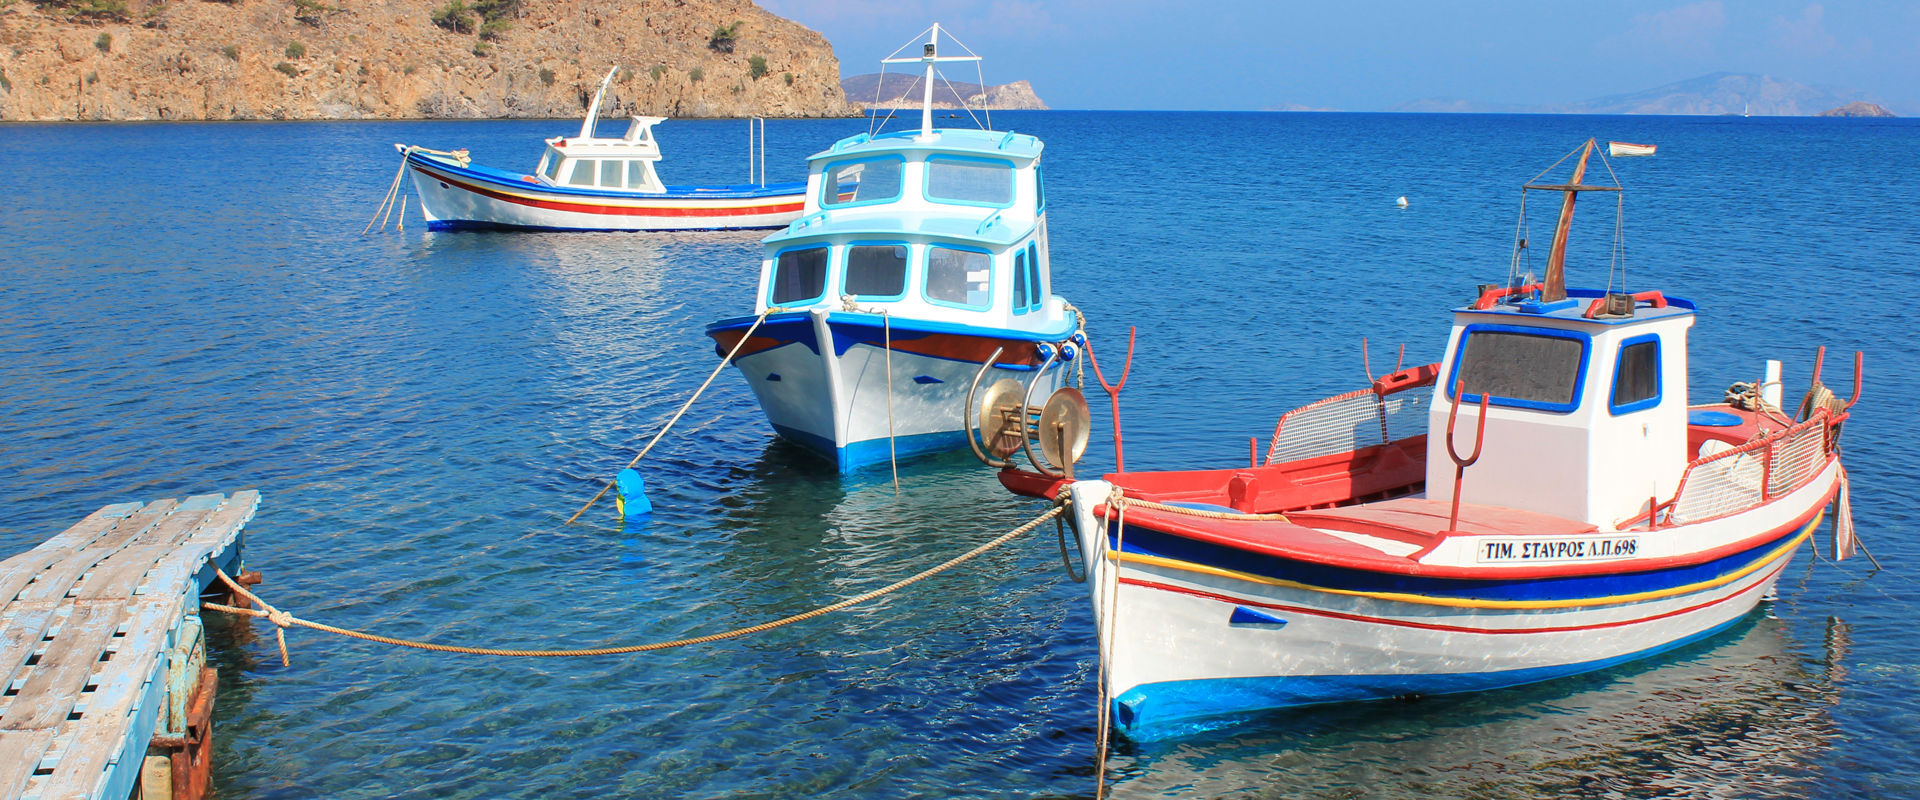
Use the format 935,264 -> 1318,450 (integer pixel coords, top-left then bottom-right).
1035,163 -> 1046,213
841,242 -> 910,301
1025,242 -> 1043,311
768,245 -> 830,306
1012,248 -> 1030,314
924,156 -> 1015,208
923,244 -> 993,310
820,156 -> 905,209
1609,334 -> 1662,415
1446,324 -> 1591,413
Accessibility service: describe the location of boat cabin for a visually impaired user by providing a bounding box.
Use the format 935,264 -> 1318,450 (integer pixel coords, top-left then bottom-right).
752,128 -> 1056,329
532,115 -> 669,194
1425,290 -> 1696,529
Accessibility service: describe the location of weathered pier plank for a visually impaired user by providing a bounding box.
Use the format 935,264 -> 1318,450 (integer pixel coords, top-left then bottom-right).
0,491 -> 258,800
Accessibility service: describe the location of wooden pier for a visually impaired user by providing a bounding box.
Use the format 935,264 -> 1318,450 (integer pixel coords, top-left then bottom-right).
0,491 -> 259,800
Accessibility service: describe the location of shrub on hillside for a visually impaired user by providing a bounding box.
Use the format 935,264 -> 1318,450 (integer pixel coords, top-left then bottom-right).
284,41 -> 305,59
748,55 -> 767,80
430,0 -> 472,33
708,21 -> 740,53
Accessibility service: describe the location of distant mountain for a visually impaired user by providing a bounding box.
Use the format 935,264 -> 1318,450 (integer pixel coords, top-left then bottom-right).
841,73 -> 1047,110
1394,73 -> 1881,116
1820,102 -> 1896,118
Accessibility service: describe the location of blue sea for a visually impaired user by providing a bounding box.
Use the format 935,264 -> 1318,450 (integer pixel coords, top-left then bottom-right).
2,111 -> 1917,798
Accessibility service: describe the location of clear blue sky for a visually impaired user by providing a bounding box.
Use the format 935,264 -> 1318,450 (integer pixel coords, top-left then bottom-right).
760,1 -> 1920,112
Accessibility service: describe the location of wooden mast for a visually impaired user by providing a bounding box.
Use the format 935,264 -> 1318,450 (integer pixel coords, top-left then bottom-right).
1524,138 -> 1620,303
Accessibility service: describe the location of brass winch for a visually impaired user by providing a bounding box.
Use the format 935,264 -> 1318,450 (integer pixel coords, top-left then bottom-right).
963,342 -> 1091,478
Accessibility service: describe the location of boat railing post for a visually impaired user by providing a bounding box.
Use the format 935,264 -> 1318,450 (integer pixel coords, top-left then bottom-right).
1084,328 -> 1137,473
1444,380 -> 1489,534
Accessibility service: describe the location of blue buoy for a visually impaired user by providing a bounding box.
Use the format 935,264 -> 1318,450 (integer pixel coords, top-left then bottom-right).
614,468 -> 652,519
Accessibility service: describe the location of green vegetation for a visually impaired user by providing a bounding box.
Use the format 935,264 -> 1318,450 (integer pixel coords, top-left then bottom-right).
688,66 -> 703,82
0,69 -> 11,92
33,0 -> 128,22
284,41 -> 305,59
273,61 -> 298,77
95,32 -> 111,52
649,64 -> 665,81
747,55 -> 767,80
783,72 -> 793,86
707,20 -> 741,53
221,44 -> 240,61
538,67 -> 555,86
478,17 -> 508,40
429,0 -> 472,33
291,0 -> 337,26
471,40 -> 489,57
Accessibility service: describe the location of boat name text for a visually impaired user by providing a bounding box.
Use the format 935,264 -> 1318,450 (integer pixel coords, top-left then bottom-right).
1476,537 -> 1640,563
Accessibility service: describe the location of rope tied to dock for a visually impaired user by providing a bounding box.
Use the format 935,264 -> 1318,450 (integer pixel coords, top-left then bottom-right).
202,505 -> 1064,659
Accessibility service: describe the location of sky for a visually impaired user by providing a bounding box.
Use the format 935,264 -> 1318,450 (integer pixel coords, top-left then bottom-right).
759,1 -> 1920,112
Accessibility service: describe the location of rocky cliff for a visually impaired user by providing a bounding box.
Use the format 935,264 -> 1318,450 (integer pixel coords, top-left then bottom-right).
841,72 -> 1045,110
0,0 -> 859,120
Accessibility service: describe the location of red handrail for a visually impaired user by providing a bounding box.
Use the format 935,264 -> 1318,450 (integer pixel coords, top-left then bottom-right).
1444,380 -> 1490,534
1472,283 -> 1544,310
1581,290 -> 1668,319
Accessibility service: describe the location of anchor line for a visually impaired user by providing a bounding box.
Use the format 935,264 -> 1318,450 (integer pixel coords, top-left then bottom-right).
202,505 -> 1064,658
566,305 -> 783,524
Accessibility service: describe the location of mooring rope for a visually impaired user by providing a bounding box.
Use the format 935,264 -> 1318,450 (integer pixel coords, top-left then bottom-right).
566,305 -> 783,524
204,505 -> 1064,661
1093,486 -> 1126,800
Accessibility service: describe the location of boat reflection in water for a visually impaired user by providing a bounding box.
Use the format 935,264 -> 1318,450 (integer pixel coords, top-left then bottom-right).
1111,611 -> 1849,799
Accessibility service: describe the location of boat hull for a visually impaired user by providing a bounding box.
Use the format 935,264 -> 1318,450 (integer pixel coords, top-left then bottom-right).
402,151 -> 806,232
708,310 -> 1074,471
1607,141 -> 1657,157
1065,466 -> 1835,740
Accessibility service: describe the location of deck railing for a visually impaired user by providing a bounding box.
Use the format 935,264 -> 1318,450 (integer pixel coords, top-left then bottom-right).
1265,365 -> 1437,466
1666,412 -> 1835,525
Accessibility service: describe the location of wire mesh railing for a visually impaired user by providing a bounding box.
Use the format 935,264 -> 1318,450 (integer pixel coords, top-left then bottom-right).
1265,372 -> 1436,466
1667,412 -> 1834,525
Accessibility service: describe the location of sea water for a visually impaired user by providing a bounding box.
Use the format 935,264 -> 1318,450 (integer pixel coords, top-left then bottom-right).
1,111 -> 1916,798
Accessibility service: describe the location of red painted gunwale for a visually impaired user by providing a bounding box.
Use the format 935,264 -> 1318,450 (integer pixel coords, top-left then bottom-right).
413,165 -> 805,219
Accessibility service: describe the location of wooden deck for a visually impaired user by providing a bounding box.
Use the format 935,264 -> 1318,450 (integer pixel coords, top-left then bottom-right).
0,491 -> 257,800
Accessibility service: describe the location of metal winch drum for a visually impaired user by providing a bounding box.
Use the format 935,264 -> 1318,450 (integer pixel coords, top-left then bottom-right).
963,344 -> 1091,477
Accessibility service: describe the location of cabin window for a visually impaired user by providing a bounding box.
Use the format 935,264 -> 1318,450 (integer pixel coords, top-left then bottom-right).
821,156 -> 905,207
1025,242 -> 1043,311
568,159 -> 596,187
627,161 -> 648,189
925,246 -> 992,309
768,246 -> 830,305
541,155 -> 563,181
843,244 -> 908,299
1012,249 -> 1030,313
1034,163 -> 1046,212
600,160 -> 624,188
1449,326 -> 1589,413
1609,335 -> 1662,415
925,157 -> 1014,207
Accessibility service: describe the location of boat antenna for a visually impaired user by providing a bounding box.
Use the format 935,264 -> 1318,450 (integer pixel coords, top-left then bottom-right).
1522,138 -> 1619,302
580,66 -> 619,139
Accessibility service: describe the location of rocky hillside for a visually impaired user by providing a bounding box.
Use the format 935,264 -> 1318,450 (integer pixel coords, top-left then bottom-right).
1819,102 -> 1894,118
841,72 -> 1044,110
0,0 -> 859,120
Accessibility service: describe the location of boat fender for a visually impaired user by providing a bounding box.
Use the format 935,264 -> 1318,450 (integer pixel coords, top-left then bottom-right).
613,468 -> 652,519
1036,342 -> 1055,363
1057,342 -> 1078,363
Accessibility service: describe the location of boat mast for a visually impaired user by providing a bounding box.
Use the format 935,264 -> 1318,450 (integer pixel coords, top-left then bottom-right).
1524,138 -> 1618,303
579,66 -> 619,139
881,23 -> 982,141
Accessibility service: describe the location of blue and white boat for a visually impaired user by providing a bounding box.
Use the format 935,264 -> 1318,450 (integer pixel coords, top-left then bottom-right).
396,68 -> 807,232
705,25 -> 1083,471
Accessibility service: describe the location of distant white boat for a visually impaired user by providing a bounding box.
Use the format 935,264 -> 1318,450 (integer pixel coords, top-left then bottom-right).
1608,141 -> 1657,157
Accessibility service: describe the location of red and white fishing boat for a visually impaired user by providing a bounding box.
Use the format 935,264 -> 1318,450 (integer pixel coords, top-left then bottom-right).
987,138 -> 1864,740
1608,140 -> 1657,157
396,68 -> 807,232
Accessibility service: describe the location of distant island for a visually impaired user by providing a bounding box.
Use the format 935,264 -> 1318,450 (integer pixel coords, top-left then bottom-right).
0,0 -> 858,121
1390,72 -> 1895,117
1819,102 -> 1895,118
841,73 -> 1046,110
